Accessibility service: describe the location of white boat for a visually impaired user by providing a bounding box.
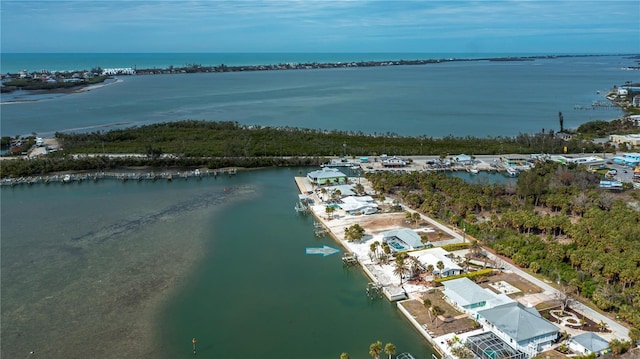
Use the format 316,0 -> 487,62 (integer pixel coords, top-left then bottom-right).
506,167 -> 520,177
469,168 -> 479,174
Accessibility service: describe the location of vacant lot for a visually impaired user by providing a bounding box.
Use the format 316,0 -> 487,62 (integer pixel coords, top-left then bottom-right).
400,291 -> 477,337
480,271 -> 543,295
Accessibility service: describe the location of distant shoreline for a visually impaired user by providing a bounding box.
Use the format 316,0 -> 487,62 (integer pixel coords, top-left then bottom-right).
0,78 -> 122,105
3,53 -> 635,104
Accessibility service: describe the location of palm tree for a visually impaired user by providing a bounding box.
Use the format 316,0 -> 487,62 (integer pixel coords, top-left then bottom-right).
340,353 -> 350,359
470,240 -> 482,258
393,258 -> 410,285
369,340 -> 383,359
426,264 -> 434,275
384,343 -> 396,359
411,212 -> 421,227
436,260 -> 445,278
423,298 -> 433,322
326,205 -> 336,220
370,241 -> 380,262
431,305 -> 445,327
333,189 -> 342,199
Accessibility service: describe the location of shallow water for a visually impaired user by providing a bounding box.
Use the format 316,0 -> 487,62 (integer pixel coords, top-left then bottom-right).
1,176 -> 252,358
1,168 -> 435,359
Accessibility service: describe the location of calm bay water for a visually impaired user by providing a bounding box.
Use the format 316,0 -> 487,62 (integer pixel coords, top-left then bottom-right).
1,54 -> 635,138
1,169 -> 433,359
0,53 -> 636,358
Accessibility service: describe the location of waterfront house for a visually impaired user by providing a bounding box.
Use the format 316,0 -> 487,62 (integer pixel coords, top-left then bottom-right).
338,196 -> 378,215
414,247 -> 462,278
454,154 -> 473,165
569,333 -> 609,356
307,167 -> 347,186
501,155 -> 528,167
442,277 -> 513,314
381,156 -> 407,168
476,302 -> 559,358
382,228 -> 425,252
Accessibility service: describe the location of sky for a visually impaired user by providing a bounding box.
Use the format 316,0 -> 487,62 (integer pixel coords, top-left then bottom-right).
1,0 -> 639,54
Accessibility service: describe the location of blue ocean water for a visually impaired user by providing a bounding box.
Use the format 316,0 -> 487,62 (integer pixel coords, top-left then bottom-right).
2,52 -> 635,358
1,54 -> 635,138
1,52 -> 551,74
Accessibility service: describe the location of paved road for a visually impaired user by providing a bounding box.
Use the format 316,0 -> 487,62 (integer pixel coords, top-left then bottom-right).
481,249 -> 630,340
407,201 -> 632,340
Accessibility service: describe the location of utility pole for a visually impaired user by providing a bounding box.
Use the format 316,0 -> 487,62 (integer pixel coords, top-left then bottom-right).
463,223 -> 466,243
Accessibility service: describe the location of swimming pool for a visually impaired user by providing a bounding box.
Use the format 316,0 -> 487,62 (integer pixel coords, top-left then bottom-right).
386,239 -> 409,251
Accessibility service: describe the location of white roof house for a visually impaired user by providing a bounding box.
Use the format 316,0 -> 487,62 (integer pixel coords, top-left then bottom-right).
455,154 -> 473,164
381,156 -> 407,168
442,277 -> 513,314
382,228 -> 425,252
569,332 -> 609,356
339,196 -> 378,215
415,247 -> 462,277
477,302 -> 559,357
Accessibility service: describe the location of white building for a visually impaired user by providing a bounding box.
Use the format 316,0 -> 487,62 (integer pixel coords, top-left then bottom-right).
307,167 -> 348,185
442,277 -> 513,314
610,134 -> 640,147
476,302 -> 559,358
382,228 -> 426,252
569,332 -> 609,356
415,247 -> 462,277
338,196 -> 378,215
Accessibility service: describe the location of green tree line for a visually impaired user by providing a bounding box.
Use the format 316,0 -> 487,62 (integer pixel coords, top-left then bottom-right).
56,120 -> 614,158
366,161 -> 640,329
1,119 -> 634,177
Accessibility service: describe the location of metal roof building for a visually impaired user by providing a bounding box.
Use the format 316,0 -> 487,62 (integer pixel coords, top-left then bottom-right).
477,302 -> 559,357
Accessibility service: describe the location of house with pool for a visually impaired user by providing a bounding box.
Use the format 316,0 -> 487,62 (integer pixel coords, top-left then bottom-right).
475,302 -> 559,358
439,276 -> 559,359
382,228 -> 426,252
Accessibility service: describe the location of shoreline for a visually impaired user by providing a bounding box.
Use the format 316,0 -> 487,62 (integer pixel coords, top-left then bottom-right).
291,170 -> 632,357
0,78 -> 122,105
293,175 -> 452,357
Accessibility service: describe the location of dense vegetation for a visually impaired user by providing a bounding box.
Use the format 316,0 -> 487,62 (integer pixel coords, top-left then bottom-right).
2,75 -> 109,91
1,119 -> 635,177
366,161 -> 640,329
55,120 -> 616,157
0,155 -> 323,177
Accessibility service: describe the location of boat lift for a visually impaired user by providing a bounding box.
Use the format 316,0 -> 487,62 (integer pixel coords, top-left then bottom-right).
366,282 -> 383,300
342,253 -> 358,266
